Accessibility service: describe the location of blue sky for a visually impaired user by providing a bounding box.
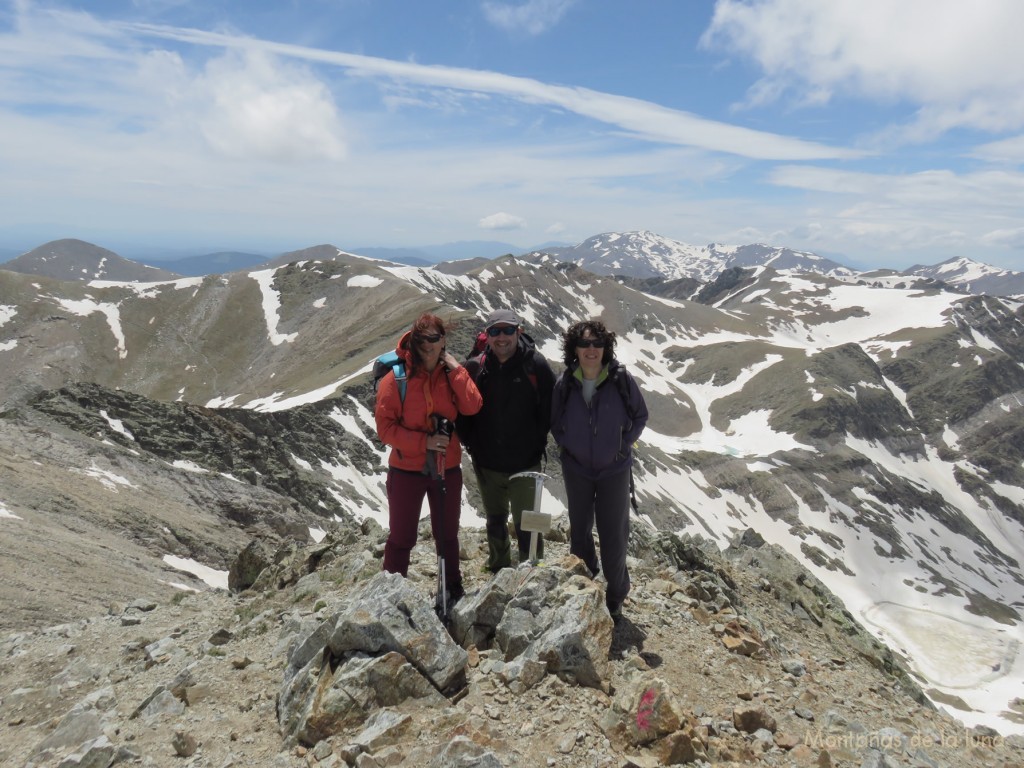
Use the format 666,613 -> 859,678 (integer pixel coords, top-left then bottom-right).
2,0 -> 1024,270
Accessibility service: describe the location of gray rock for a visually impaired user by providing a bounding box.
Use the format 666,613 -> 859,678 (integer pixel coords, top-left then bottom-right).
781,658 -> 807,677
499,656 -> 547,692
353,708 -> 413,751
143,636 -> 181,665
29,708 -> 104,760
135,688 -> 185,720
450,567 -> 523,648
168,662 -> 199,701
294,571 -> 323,601
428,735 -> 503,767
279,640 -> 448,747
54,734 -> 116,768
229,538 -> 273,592
514,574 -> 612,688
319,571 -> 468,693
733,705 -> 777,734
494,605 -> 540,660
52,658 -> 103,690
208,627 -> 233,646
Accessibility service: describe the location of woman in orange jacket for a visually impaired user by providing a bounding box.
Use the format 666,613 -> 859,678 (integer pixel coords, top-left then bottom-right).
375,312 -> 482,600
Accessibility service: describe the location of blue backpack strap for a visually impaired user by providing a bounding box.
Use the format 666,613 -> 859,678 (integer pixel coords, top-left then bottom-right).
374,350 -> 408,403
394,361 -> 407,402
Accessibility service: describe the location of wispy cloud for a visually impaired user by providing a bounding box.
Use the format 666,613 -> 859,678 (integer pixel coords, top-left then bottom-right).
481,0 -> 579,35
972,135 -> 1024,164
981,228 -> 1024,250
116,21 -> 861,161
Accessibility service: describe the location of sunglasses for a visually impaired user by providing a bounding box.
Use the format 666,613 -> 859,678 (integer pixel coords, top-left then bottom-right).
419,332 -> 445,344
487,325 -> 518,337
576,338 -> 606,349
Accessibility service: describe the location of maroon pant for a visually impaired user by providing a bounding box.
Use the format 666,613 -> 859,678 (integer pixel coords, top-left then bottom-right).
383,467 -> 463,589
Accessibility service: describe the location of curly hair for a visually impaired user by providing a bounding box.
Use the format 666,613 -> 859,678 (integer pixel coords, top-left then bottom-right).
561,319 -> 616,368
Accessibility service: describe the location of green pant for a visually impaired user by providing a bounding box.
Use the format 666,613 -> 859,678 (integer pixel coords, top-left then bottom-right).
475,464 -> 544,571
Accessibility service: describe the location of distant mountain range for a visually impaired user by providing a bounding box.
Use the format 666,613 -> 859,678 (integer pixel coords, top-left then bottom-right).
905,255 -> 1024,296
351,239 -> 541,265
6,232 -> 1020,299
531,231 -> 855,282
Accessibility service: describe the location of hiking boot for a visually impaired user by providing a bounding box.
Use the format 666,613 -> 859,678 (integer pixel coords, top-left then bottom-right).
448,583 -> 465,605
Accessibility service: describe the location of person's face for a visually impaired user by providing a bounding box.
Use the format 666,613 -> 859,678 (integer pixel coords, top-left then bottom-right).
576,329 -> 605,367
486,323 -> 519,362
418,327 -> 445,366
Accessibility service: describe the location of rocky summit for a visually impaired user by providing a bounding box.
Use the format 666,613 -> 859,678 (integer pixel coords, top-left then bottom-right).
2,519 -> 1022,768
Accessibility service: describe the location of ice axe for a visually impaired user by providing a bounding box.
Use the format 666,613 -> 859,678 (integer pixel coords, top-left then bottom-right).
509,471 -> 551,565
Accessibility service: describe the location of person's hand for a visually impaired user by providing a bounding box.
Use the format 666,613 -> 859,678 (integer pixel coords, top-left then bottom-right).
442,351 -> 461,370
428,433 -> 451,451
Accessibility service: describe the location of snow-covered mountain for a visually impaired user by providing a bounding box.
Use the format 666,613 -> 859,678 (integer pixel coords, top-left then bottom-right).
2,245 -> 1024,737
532,230 -> 856,283
905,256 -> 1024,297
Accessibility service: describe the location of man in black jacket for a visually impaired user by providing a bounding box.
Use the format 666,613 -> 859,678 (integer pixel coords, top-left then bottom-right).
459,309 -> 556,572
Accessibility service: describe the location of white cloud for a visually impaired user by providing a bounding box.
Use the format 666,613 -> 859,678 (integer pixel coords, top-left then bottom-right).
479,212 -> 526,230
193,51 -> 347,162
703,0 -> 1024,136
482,0 -> 579,35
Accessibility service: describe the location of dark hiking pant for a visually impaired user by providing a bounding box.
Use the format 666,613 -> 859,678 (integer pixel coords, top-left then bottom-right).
475,464 -> 544,571
383,467 -> 463,590
562,464 -> 631,606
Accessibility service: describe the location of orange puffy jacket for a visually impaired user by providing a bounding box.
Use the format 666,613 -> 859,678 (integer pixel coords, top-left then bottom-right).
375,331 -> 483,472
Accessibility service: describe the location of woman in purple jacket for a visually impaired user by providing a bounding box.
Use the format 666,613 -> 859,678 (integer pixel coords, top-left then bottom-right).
551,319 -> 648,623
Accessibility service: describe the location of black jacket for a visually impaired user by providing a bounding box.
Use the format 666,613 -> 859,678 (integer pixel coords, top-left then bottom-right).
457,337 -> 555,473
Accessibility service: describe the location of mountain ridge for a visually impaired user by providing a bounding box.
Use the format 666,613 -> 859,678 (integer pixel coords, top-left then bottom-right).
6,233 -> 1022,299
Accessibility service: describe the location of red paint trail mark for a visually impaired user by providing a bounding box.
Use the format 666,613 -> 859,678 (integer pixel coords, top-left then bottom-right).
637,687 -> 657,731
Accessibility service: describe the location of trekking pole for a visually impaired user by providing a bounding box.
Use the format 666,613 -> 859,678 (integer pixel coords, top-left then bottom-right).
509,471 -> 550,565
432,415 -> 454,620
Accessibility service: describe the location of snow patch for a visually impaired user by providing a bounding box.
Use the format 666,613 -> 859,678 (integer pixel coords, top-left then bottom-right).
347,275 -> 383,288
162,555 -> 228,590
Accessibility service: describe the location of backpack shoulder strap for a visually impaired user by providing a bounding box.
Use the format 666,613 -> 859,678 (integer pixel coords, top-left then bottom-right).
610,363 -> 641,513
394,361 -> 407,402
610,364 -> 638,419
374,352 -> 408,403
520,348 -> 539,394
465,352 -> 485,382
